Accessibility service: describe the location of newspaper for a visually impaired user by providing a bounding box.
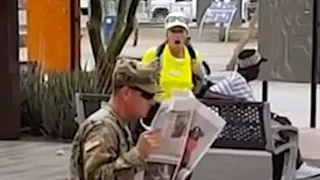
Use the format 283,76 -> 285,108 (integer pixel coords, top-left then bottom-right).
176,102 -> 226,179
136,91 -> 226,180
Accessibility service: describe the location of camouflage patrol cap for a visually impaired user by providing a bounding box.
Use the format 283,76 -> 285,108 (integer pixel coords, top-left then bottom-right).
112,57 -> 159,94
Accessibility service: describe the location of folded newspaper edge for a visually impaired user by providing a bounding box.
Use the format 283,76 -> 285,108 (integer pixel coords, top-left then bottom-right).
195,100 -> 226,129
168,97 -> 199,112
147,154 -> 180,165
176,168 -> 192,180
172,91 -> 195,98
140,91 -> 198,131
167,91 -> 198,112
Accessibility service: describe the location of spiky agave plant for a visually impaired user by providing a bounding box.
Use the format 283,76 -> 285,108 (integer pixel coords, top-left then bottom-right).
21,68 -> 103,140
20,67 -> 44,136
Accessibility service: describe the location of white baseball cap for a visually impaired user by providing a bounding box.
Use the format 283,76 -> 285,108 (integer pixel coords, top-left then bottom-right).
164,12 -> 189,31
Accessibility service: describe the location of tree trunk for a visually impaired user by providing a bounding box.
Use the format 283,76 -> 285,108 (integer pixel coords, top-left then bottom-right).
225,9 -> 259,71
133,23 -> 139,46
97,0 -> 141,93
88,0 -> 105,66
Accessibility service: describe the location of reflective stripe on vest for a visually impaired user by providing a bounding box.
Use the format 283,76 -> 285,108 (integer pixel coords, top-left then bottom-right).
156,45 -> 194,101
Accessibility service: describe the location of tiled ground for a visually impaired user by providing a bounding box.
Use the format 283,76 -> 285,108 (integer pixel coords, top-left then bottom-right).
1,129 -> 320,180
0,140 -> 70,180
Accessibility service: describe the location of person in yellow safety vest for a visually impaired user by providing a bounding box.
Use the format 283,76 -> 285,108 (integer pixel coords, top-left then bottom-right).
141,12 -> 204,101
131,12 -> 205,180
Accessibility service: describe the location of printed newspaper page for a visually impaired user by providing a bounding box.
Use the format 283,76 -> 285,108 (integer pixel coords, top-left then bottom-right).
148,92 -> 199,161
149,109 -> 193,162
141,93 -> 197,180
136,91 -> 226,180
176,100 -> 226,180
147,99 -> 195,180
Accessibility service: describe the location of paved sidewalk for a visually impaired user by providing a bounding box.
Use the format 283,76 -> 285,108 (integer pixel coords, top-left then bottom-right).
1,129 -> 320,180
194,151 -> 320,180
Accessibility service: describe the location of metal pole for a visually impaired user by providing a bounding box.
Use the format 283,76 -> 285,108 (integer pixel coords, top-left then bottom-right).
70,0 -> 81,70
262,80 -> 268,102
0,0 -> 20,139
70,0 -> 76,70
310,0 -> 318,128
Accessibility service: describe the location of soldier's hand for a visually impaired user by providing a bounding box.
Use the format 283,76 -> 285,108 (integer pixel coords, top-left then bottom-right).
136,129 -> 162,158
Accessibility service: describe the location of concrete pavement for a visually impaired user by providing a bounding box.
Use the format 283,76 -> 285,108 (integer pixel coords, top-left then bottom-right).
1,135 -> 320,180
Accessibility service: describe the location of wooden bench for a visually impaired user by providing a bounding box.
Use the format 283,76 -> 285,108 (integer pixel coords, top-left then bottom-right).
74,92 -> 299,180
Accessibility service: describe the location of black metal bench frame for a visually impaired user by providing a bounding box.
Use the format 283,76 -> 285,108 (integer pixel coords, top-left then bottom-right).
74,92 -> 299,180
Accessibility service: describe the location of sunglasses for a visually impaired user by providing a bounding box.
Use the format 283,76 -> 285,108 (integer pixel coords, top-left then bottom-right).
170,29 -> 184,33
165,16 -> 189,25
129,86 -> 155,100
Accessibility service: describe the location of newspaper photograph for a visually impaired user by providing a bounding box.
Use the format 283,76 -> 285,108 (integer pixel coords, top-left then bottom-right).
144,162 -> 177,180
148,103 -> 193,161
147,107 -> 194,180
134,162 -> 177,180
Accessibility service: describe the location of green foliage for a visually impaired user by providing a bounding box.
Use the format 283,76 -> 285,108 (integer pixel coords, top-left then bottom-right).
20,69 -> 102,140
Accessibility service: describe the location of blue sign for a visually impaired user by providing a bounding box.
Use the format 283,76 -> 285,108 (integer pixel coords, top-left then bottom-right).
103,16 -> 117,43
207,1 -> 237,25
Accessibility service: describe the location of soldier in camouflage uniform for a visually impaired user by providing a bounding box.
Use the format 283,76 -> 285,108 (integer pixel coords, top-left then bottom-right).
69,57 -> 162,180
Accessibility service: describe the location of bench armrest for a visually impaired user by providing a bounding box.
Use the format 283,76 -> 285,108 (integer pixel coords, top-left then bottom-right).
74,93 -> 85,125
267,125 -> 299,155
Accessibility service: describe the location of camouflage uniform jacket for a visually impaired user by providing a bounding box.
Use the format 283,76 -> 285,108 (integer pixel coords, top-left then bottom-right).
69,101 -> 146,180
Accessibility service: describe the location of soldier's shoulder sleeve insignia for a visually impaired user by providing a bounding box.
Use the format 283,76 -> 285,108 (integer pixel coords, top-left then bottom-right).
84,139 -> 101,152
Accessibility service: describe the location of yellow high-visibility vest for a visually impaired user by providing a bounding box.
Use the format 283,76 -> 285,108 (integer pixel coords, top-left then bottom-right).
142,45 -> 199,101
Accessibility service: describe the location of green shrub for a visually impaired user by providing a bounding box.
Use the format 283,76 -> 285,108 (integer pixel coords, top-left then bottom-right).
20,69 -> 102,140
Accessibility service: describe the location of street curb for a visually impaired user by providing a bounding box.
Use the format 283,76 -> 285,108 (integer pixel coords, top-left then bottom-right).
208,148 -> 320,160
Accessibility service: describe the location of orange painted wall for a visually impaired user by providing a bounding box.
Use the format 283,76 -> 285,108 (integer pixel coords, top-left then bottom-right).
27,0 -> 71,71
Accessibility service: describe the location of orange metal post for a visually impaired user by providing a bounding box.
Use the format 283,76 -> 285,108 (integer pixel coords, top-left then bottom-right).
27,0 -> 80,71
